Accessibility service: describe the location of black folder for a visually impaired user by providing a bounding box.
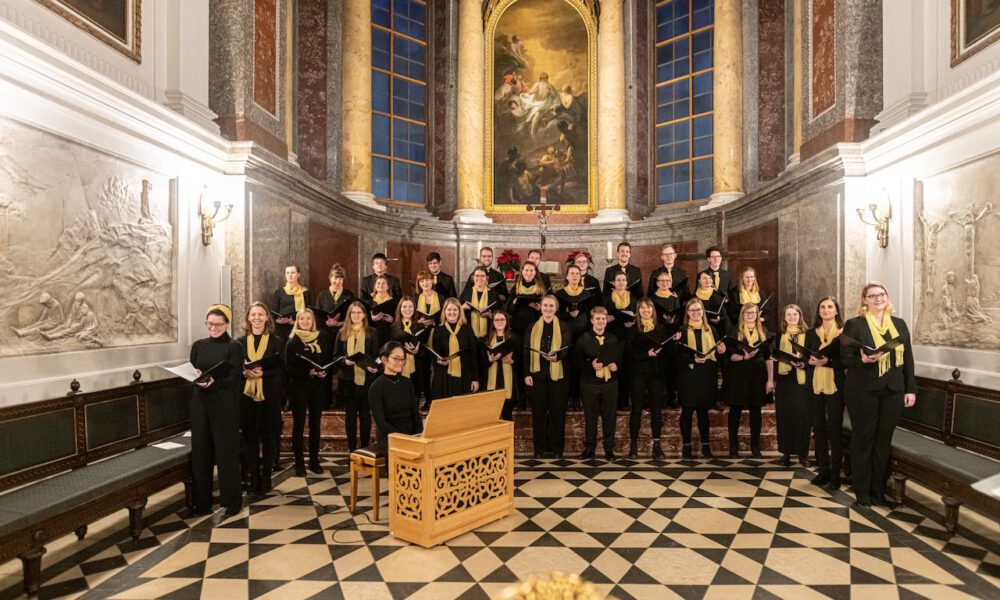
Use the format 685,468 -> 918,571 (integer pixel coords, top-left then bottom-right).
243,353 -> 284,371
480,338 -> 516,356
194,360 -> 234,383
297,354 -> 344,371
790,337 -> 841,361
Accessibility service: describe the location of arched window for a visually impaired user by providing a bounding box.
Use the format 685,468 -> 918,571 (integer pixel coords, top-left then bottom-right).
371,0 -> 428,205
654,0 -> 714,205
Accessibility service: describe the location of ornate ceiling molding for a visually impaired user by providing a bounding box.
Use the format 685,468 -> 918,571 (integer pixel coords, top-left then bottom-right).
482,0 -> 600,28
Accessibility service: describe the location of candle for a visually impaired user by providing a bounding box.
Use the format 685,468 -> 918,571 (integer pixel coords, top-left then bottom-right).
606,241 -> 613,260
476,241 -> 483,254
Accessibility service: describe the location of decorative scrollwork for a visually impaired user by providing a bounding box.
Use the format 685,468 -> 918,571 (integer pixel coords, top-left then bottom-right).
394,463 -> 422,520
433,449 -> 508,520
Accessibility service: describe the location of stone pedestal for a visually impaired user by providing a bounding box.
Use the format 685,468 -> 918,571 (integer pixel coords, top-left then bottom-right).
452,208 -> 492,223
590,208 -> 630,223
342,191 -> 385,211
700,190 -> 745,211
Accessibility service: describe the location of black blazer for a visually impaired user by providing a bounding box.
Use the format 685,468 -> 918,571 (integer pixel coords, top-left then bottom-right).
431,271 -> 458,300
521,318 -> 572,377
647,265 -> 691,301
360,273 -> 403,299
574,329 -> 623,385
698,268 -> 733,293
803,327 -> 845,394
602,263 -> 643,298
726,288 -> 771,324
463,267 -> 508,302
332,329 -> 380,383
460,286 -> 501,331
841,315 -> 916,394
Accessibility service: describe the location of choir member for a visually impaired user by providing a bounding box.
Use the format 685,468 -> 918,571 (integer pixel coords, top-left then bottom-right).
366,275 -> 396,346
575,306 -> 622,460
460,266 -> 500,340
525,249 -> 552,289
360,252 -> 403,299
573,252 -> 603,292
415,270 -> 443,327
334,302 -> 381,452
773,304 -> 811,467
270,265 -> 311,340
506,261 -> 545,336
523,295 -> 572,458
369,341 -> 423,454
483,310 -> 521,421
650,270 -> 683,407
672,298 -> 726,459
605,271 -> 637,338
626,299 -> 668,459
315,263 -> 355,335
429,297 -> 481,399
727,266 -> 770,324
602,241 -> 643,298
389,296 -> 422,393
647,243 -> 691,301
425,252 -> 458,299
721,303 -> 772,458
842,283 -> 916,509
189,304 -> 243,516
285,308 -> 332,475
557,264 -> 596,411
805,296 -> 846,490
238,302 -> 286,494
698,246 -> 733,292
694,271 -> 729,330
464,246 -> 507,302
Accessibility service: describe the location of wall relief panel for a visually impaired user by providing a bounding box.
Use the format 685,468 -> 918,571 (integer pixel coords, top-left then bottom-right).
0,117 -> 176,357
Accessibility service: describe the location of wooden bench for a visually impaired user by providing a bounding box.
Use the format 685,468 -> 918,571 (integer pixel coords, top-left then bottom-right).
0,377 -> 192,597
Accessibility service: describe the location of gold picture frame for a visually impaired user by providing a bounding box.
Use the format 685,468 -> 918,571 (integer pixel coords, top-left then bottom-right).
35,0 -> 142,63
484,0 -> 598,214
951,0 -> 1000,67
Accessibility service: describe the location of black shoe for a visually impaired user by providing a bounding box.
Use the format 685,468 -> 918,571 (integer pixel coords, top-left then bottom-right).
184,508 -> 209,519
628,442 -> 638,459
309,461 -> 324,475
873,495 -> 897,509
579,450 -> 596,460
798,455 -> 809,468
294,464 -> 307,477
701,444 -> 714,459
682,444 -> 693,459
751,449 -> 763,458
651,442 -> 665,460
728,449 -> 739,458
542,452 -> 556,459
224,503 -> 242,517
852,496 -> 872,509
824,476 -> 841,491
605,451 -> 617,461
778,454 -> 791,467
811,470 -> 830,487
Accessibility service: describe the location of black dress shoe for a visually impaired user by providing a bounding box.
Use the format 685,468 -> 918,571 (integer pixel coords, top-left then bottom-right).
750,448 -> 763,458
651,442 -> 665,459
294,464 -> 307,477
579,450 -> 596,460
778,454 -> 792,467
628,449 -> 639,459
224,504 -> 242,517
798,455 -> 809,468
824,476 -> 841,491
681,444 -> 693,459
605,451 -> 617,461
728,449 -> 739,458
701,444 -> 714,459
309,462 -> 324,475
533,452 -> 544,459
184,508 -> 209,519
811,471 -> 831,487
873,496 -> 897,509
853,495 -> 872,509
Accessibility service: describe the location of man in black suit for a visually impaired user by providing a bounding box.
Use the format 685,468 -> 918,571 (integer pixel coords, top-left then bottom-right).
525,249 -> 551,289
602,242 -> 643,299
698,246 -> 732,293
647,243 -> 691,301
360,252 -> 403,299
464,246 -> 508,302
426,252 -> 458,299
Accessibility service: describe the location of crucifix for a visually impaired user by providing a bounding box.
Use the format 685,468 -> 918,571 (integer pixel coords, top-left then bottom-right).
525,188 -> 560,251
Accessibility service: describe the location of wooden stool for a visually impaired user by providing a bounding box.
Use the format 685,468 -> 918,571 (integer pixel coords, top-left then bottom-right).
349,448 -> 387,520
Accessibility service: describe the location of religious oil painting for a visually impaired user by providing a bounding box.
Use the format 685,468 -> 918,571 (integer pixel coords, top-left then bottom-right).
486,0 -> 596,212
914,152 -> 1000,350
951,0 -> 1000,66
34,0 -> 141,62
0,117 -> 176,357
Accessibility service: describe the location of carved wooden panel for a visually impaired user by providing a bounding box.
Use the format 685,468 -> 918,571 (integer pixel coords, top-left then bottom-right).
393,463 -> 423,521
433,449 -> 508,520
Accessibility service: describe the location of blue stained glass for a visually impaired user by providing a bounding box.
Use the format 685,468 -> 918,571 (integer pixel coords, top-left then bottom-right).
692,29 -> 713,71
392,119 -> 425,163
372,28 -> 391,70
373,71 -> 390,113
693,157 -> 713,199
393,0 -> 426,40
392,77 -> 426,121
392,162 -> 425,203
692,0 -> 714,29
692,115 -> 713,157
656,121 -> 690,165
656,38 -> 690,82
373,156 -> 391,199
372,114 -> 391,156
393,36 -> 426,80
692,71 -> 713,114
656,163 -> 691,204
656,0 -> 690,41
372,0 -> 391,27
656,79 -> 690,123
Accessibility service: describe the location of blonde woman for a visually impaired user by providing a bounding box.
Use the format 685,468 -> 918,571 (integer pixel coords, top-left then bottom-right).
429,297 -> 480,399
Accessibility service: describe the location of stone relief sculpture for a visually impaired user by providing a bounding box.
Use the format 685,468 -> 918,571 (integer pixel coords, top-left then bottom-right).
0,117 -> 176,357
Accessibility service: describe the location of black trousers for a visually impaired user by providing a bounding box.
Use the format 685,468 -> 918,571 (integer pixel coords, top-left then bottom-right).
340,380 -> 371,452
727,405 -> 762,452
846,386 -> 902,501
663,367 -> 678,408
291,384 -> 325,465
811,391 -> 845,475
240,398 -> 279,489
629,374 -> 664,442
581,381 -> 618,453
190,392 -> 241,512
530,377 -> 568,455
680,407 -> 710,446
776,375 -> 811,459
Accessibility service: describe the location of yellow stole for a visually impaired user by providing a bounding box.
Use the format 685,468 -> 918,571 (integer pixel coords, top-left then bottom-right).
655,289 -> 676,299
529,318 -> 563,380
611,290 -> 631,309
470,288 -> 489,338
295,329 -> 321,354
421,291 -> 441,316
328,287 -> 343,302
346,326 -> 366,385
486,332 -> 513,399
243,334 -> 269,401
686,321 -> 716,368
813,324 -> 840,394
696,287 -> 714,301
639,317 -> 655,333
400,320 -> 415,378
373,292 -> 392,305
562,283 -> 583,297
594,333 -> 611,381
443,322 -> 462,378
739,288 -> 761,304
779,328 -> 806,384
517,279 -> 542,295
865,312 -> 904,377
740,323 -> 761,345
284,283 -> 307,312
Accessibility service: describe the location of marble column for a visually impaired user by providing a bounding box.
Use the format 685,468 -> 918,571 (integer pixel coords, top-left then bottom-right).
789,0 -> 803,166
284,0 -> 298,166
340,0 -> 383,210
454,0 -> 491,223
592,0 -> 628,223
702,0 -> 745,211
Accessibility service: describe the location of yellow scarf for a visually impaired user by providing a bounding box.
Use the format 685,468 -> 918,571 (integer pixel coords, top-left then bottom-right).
284,283 -> 307,312
686,321 -> 716,368
813,324 -> 840,394
611,290 -> 631,309
401,320 -> 415,378
639,317 -> 655,333
595,333 -> 611,381
711,271 -> 720,289
740,323 -> 760,346
295,329 -> 321,354
779,329 -> 806,384
529,318 -> 563,380
865,312 -> 904,377
696,287 -> 714,301
347,325 -> 366,385
655,289 -> 676,299
470,288 -> 489,338
486,332 -> 513,400
517,279 -> 542,295
739,288 -> 761,304
243,334 -> 269,401
328,287 -> 343,302
421,291 -> 441,316
443,322 -> 462,378
373,292 -> 392,304
562,283 -> 583,296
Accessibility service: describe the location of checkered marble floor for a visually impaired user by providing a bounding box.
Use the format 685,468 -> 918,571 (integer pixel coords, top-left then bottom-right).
2,456 -> 997,600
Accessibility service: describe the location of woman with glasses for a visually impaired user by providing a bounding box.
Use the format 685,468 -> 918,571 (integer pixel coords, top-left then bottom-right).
671,298 -> 726,459
369,341 -> 424,454
842,283 -> 916,509
334,301 -> 381,452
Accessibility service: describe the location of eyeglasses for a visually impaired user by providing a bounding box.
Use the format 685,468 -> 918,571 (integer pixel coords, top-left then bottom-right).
205,321 -> 227,329
865,292 -> 888,300
387,355 -> 406,362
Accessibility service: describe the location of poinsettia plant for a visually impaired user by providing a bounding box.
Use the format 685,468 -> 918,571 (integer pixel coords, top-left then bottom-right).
496,249 -> 521,277
567,249 -> 592,265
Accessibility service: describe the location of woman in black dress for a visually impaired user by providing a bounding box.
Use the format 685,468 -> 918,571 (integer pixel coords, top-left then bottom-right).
315,263 -> 355,335
773,304 -> 811,467
285,308 -> 332,475
650,270 -> 683,408
270,265 -> 311,340
190,304 -> 243,516
506,261 -> 545,336
842,283 -> 916,508
557,264 -> 596,410
605,271 -> 637,339
429,297 -> 480,399
694,271 -> 729,331
483,310 -> 521,420
334,302 -> 381,452
367,275 -> 396,347
460,266 -> 499,341
805,296 -> 846,489
369,342 -> 424,454
727,267 -> 770,324
415,270 -> 443,328
389,296 -> 422,394
627,298 -> 668,459
237,302 -> 286,493
523,295 -> 572,458
721,303 -> 772,458
671,298 -> 726,459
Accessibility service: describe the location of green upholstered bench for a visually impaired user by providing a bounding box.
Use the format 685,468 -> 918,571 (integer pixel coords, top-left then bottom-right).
0,433 -> 192,597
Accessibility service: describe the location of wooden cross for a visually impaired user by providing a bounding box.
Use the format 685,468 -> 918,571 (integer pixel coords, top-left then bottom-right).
525,190 -> 561,251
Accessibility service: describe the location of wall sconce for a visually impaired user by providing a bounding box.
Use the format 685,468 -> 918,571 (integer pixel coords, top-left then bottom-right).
856,193 -> 892,249
199,188 -> 233,246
